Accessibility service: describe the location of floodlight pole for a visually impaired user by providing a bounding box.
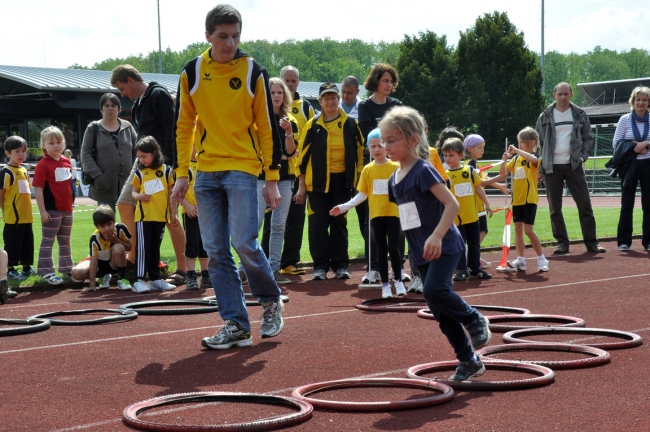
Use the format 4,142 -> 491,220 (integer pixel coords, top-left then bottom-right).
157,0 -> 163,73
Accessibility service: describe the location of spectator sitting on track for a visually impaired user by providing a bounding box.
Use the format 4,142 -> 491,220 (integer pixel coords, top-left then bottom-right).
382,105 -> 492,382
71,205 -> 133,292
0,249 -> 16,304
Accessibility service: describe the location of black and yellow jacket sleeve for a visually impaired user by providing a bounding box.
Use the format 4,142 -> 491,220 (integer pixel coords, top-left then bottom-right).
173,48 -> 281,180
296,108 -> 364,193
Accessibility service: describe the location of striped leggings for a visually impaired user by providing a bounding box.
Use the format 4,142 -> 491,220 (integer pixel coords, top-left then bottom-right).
37,210 -> 73,275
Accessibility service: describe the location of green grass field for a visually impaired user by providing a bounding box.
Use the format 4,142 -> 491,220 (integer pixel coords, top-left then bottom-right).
24,201 -> 642,277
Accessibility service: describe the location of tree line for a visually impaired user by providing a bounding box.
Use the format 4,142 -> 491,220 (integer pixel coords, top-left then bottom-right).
71,11 -> 649,158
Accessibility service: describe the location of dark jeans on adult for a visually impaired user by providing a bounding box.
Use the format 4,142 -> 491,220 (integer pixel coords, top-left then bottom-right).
617,158 -> 650,248
418,251 -> 478,362
456,221 -> 481,272
545,163 -> 598,248
307,173 -> 352,272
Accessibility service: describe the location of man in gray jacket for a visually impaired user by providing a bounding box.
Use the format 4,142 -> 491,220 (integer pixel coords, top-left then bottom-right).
535,82 -> 606,254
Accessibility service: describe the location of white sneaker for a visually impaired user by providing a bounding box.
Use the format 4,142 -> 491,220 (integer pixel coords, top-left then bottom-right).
362,270 -> 380,284
538,258 -> 549,272
408,276 -> 423,293
150,279 -> 176,291
381,285 -> 393,298
132,280 -> 150,293
394,280 -> 407,297
117,279 -> 132,290
99,274 -> 111,289
507,258 -> 527,271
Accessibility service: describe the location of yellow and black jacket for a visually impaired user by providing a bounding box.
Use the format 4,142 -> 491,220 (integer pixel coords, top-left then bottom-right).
173,48 -> 281,180
297,108 -> 364,193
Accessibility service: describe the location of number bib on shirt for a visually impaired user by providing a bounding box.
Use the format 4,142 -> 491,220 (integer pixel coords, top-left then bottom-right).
373,179 -> 389,195
453,183 -> 473,197
144,179 -> 164,195
55,167 -> 71,182
18,179 -> 31,194
398,201 -> 421,231
515,166 -> 527,180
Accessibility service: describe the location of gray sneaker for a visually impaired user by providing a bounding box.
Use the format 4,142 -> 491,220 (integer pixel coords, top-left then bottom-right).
466,313 -> 492,349
200,270 -> 213,289
312,269 -> 327,280
408,276 -> 423,293
185,271 -> 199,290
201,320 -> 253,349
273,270 -> 291,285
449,357 -> 486,381
260,299 -> 284,339
334,268 -> 350,279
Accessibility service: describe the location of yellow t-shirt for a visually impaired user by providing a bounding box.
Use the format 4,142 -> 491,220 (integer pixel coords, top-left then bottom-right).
428,148 -> 448,181
507,155 -> 540,206
325,118 -> 346,173
356,160 -> 400,220
89,223 -> 131,261
0,164 -> 33,224
131,164 -> 175,223
446,165 -> 482,226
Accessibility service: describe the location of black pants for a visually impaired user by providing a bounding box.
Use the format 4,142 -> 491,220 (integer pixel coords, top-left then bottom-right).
456,221 -> 481,272
268,177 -> 305,268
183,214 -> 207,259
136,221 -> 165,280
3,223 -> 34,267
372,216 -> 403,283
617,158 -> 650,248
307,173 -> 352,271
355,200 -> 379,271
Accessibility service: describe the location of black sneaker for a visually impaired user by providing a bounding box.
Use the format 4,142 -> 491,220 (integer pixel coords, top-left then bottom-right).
200,270 -> 213,289
201,320 -> 252,349
469,269 -> 492,279
185,271 -> 199,290
466,313 -> 492,349
453,270 -> 469,281
449,357 -> 486,381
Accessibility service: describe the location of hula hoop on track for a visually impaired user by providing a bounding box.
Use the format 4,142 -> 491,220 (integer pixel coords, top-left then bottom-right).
485,314 -> 585,332
477,343 -> 611,369
0,318 -> 51,336
122,392 -> 312,432
27,309 -> 138,325
406,360 -> 555,391
503,327 -> 643,350
417,304 -> 531,321
119,300 -> 219,316
356,297 -> 428,313
202,294 -> 290,304
291,377 -> 454,411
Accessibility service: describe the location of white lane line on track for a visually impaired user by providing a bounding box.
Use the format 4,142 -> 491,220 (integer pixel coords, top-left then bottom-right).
49,368 -> 409,432
0,309 -> 357,355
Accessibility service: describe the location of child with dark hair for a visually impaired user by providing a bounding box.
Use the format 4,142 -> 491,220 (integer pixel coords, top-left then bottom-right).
131,136 -> 178,293
1,136 -> 35,282
70,205 -> 133,291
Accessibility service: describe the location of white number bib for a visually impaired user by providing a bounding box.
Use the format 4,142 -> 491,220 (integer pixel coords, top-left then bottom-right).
55,167 -> 71,182
373,179 -> 389,195
18,179 -> 31,194
454,183 -> 473,197
514,166 -> 527,180
144,179 -> 165,195
398,201 -> 421,231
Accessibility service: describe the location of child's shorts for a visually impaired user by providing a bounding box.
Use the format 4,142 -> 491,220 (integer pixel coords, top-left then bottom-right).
477,213 -> 488,234
96,259 -> 116,277
512,203 -> 537,225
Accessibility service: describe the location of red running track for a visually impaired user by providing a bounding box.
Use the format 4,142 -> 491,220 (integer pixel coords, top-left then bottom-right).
1,239 -> 648,431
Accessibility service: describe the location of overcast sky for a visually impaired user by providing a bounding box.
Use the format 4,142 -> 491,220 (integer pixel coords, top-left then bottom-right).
2,0 -> 648,70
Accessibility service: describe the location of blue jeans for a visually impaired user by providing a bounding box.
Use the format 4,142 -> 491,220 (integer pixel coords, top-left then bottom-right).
418,251 -> 479,362
257,179 -> 293,272
195,171 -> 280,331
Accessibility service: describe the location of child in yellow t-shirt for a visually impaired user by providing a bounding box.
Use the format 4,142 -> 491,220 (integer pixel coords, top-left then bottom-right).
442,138 -> 493,281
330,128 -> 404,298
131,136 -> 178,293
500,127 -> 548,272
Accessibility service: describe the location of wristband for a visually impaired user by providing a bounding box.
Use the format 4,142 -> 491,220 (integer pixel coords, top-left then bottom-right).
285,133 -> 293,138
